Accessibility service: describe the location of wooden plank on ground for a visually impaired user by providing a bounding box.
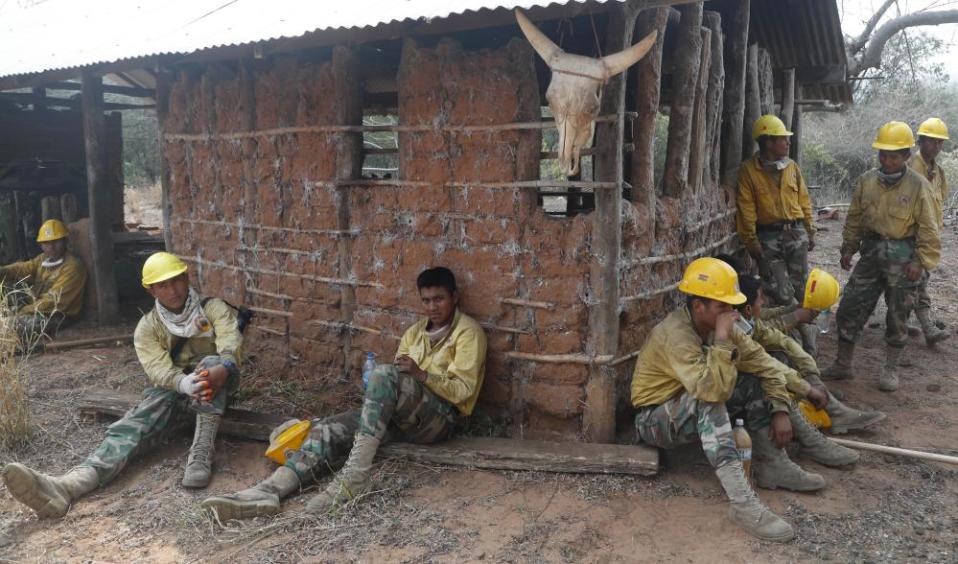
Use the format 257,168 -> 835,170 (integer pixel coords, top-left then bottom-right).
76,390 -> 658,476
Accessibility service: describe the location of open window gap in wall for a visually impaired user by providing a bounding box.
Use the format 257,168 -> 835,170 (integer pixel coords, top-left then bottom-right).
361,112 -> 399,179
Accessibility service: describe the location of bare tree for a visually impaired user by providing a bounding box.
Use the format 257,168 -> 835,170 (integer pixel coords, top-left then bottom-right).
846,0 -> 958,78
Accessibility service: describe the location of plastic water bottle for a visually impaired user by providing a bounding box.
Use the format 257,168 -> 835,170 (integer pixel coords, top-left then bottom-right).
362,352 -> 377,390
817,309 -> 832,334
732,418 -> 752,483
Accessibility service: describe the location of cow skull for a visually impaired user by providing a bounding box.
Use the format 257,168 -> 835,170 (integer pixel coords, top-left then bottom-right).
516,9 -> 657,177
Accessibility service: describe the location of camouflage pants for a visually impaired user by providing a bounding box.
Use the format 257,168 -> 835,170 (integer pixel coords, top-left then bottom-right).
82,355 -> 239,485
634,374 -> 773,469
284,364 -> 459,482
836,239 -> 922,348
757,228 -> 809,306
914,271 -> 933,312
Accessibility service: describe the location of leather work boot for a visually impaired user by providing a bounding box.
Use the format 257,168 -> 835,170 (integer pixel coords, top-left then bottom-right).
182,413 -> 221,488
2,464 -> 98,519
201,466 -> 300,521
878,347 -> 902,392
716,463 -> 794,542
789,409 -> 859,466
306,433 -> 380,514
916,309 -> 950,346
752,428 -> 826,492
825,394 -> 886,434
821,340 -> 855,380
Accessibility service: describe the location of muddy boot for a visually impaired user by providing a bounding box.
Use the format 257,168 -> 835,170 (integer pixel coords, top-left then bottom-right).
799,324 -> 819,358
201,466 -> 300,521
716,463 -> 794,542
182,413 -> 220,488
305,433 -> 380,514
878,347 -> 902,392
789,409 -> 859,466
825,393 -> 886,434
916,309 -> 950,346
821,340 -> 855,381
752,428 -> 826,492
898,348 -> 914,367
2,464 -> 98,519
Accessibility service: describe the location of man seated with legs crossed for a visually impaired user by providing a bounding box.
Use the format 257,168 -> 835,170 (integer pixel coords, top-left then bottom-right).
3,252 -> 242,518
631,258 -> 853,542
202,267 -> 487,519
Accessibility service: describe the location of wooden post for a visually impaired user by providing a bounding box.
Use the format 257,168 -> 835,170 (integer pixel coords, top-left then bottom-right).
661,2 -> 704,197
703,11 -> 725,187
757,48 -> 775,115
791,102 -> 804,167
586,0 -> 642,443
742,44 -> 760,161
687,26 -> 711,193
781,68 -> 796,130
155,68 -> 174,251
719,0 -> 749,188
81,70 -> 120,325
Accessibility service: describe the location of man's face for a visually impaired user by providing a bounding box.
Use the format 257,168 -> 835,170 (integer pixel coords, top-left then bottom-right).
745,288 -> 765,320
147,273 -> 190,312
766,136 -> 791,160
39,239 -> 67,261
878,150 -> 909,174
692,297 -> 733,332
419,286 -> 457,328
919,136 -> 944,161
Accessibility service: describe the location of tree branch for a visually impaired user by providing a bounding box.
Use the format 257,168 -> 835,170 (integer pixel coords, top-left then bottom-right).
848,9 -> 958,76
847,0 -> 897,57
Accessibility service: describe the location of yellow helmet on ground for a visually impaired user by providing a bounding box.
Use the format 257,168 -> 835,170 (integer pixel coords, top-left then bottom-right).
141,251 -> 188,288
872,121 -> 914,150
752,114 -> 793,141
679,257 -> 746,305
803,268 -> 840,310
917,117 -> 949,140
265,420 -> 312,465
36,219 -> 68,243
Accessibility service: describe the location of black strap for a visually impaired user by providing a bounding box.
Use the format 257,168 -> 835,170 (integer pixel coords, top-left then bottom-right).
168,297 -> 254,362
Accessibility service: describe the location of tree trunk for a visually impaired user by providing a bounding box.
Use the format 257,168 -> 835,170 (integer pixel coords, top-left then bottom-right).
742,43 -> 761,162
719,0 -> 750,188
687,26 -> 712,193
703,11 -> 725,188
662,2 -> 704,197
630,6 -> 669,214
781,68 -> 796,130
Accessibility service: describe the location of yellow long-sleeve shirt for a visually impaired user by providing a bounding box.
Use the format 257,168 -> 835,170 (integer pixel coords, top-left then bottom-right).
841,167 -> 941,270
909,154 -> 949,227
751,319 -> 815,398
630,307 -> 792,413
0,253 -> 87,318
736,154 -> 815,248
759,304 -> 801,334
133,297 -> 243,390
396,310 -> 487,416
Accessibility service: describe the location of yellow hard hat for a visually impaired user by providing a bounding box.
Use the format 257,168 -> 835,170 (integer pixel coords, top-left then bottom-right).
36,219 -> 68,243
803,268 -> 840,310
917,117 -> 949,140
872,121 -> 914,150
679,257 -> 746,305
141,251 -> 188,288
265,420 -> 312,465
752,114 -> 793,141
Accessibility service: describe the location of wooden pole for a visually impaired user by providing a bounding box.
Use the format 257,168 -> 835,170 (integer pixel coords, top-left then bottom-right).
45,334 -> 133,351
781,68 -> 796,130
585,1 -> 642,444
742,44 -> 761,162
155,68 -> 173,252
687,26 -> 712,193
630,6 -> 669,212
830,438 -> 958,466
791,99 -> 804,167
81,70 -> 120,325
661,2 -> 704,197
757,49 -> 775,115
703,11 -> 725,187
719,0 -> 750,187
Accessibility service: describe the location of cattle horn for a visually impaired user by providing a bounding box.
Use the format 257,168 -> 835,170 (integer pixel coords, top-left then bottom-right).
515,9 -> 563,67
600,30 -> 658,79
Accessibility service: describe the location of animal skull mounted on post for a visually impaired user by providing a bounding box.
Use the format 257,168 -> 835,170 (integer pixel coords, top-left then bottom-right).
516,9 -> 657,177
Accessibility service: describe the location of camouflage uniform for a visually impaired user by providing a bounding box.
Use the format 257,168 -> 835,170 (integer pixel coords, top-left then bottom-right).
634,374 -> 772,468
284,364 -> 459,482
908,154 -> 948,319
755,228 -> 810,307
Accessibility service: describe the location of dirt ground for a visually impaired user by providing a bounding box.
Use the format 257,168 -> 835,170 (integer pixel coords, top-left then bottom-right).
2,214 -> 958,563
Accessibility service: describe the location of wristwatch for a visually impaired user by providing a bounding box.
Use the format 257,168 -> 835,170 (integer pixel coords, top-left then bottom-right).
222,359 -> 238,373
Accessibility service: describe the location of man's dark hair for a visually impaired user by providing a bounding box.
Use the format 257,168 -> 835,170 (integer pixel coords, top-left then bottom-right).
417,267 -> 457,294
897,148 -> 911,158
757,135 -> 772,154
737,274 -> 762,309
713,253 -> 744,275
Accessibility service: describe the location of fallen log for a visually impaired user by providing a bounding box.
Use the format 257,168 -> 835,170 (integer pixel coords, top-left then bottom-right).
830,437 -> 958,466
45,334 -> 134,351
76,389 -> 658,476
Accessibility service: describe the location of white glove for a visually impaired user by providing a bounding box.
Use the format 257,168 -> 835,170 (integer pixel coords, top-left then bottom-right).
269,419 -> 303,443
176,372 -> 204,396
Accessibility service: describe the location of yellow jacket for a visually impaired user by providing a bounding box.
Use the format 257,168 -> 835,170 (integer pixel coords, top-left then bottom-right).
759,304 -> 800,334
631,307 -> 792,413
841,167 -> 941,270
0,253 -> 87,318
909,154 -> 949,227
133,297 -> 243,390
396,310 -> 487,416
750,319 -> 814,398
736,154 -> 815,248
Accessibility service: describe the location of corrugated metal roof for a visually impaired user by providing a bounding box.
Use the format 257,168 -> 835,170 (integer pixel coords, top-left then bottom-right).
0,0 -> 616,80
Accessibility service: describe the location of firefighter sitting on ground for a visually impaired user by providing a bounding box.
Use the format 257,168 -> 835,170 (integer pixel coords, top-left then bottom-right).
0,219 -> 87,344
201,266 -> 487,520
631,257 -> 858,542
2,252 -> 242,518
733,271 -> 885,434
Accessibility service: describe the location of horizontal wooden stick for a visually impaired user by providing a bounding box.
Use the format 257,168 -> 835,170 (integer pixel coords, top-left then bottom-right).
500,298 -> 556,310
684,209 -> 736,233
247,306 -> 292,318
635,232 -> 737,266
249,325 -> 286,337
312,179 -> 622,190
608,349 -> 641,367
505,352 -> 614,365
182,256 -> 384,288
829,438 -> 958,465
44,334 -> 133,351
619,282 -> 681,304
309,319 -> 383,335
245,287 -> 327,305
480,324 -> 533,335
175,217 -> 356,237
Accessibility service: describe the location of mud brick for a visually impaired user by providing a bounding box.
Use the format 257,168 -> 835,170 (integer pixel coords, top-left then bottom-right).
525,381 -> 585,419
